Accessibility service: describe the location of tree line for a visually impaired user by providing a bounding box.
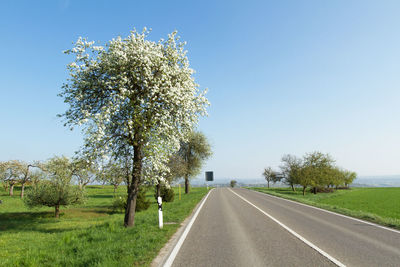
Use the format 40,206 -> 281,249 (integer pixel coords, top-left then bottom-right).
263,152 -> 357,195
0,131 -> 211,218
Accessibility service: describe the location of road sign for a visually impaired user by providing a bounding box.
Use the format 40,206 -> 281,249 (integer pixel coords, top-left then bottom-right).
205,171 -> 214,181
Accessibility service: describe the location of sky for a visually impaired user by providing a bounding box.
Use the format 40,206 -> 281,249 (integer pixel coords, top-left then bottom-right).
1,0 -> 400,180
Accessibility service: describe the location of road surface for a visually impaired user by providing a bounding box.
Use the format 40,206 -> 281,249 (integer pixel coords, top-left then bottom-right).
168,188 -> 400,267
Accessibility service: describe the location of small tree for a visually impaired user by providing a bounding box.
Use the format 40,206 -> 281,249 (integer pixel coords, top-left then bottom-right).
103,161 -> 125,193
230,180 -> 237,188
0,161 -> 21,196
297,165 -> 313,195
280,155 -> 302,191
72,157 -> 95,190
15,161 -> 43,198
343,170 -> 357,188
24,156 -> 85,218
262,167 -> 277,188
302,152 -> 335,194
177,131 -> 212,194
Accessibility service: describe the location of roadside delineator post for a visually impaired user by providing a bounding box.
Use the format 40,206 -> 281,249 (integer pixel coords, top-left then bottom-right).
157,196 -> 163,229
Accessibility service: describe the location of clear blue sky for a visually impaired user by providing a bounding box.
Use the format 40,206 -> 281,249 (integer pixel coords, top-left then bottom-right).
1,0 -> 400,179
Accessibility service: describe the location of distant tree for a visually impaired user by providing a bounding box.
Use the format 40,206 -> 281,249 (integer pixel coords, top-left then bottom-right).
280,155 -> 303,191
262,167 -> 278,188
0,161 -> 22,196
24,156 -> 85,218
230,180 -> 237,188
302,152 -> 335,194
343,170 -> 357,188
72,157 -> 95,190
177,131 -> 212,194
60,29 -> 209,227
166,154 -> 187,184
0,161 -> 12,195
296,165 -> 313,195
16,161 -> 43,198
326,167 -> 345,189
103,161 -> 125,193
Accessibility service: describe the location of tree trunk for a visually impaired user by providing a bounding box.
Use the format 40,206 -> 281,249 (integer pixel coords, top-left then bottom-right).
185,176 -> 189,194
79,183 -> 83,190
267,180 -> 270,188
313,187 -> 317,194
55,205 -> 60,218
9,184 -> 14,196
291,184 -> 295,192
20,183 -> 25,199
302,186 -> 306,195
113,184 -> 118,194
124,143 -> 142,228
156,183 -> 161,197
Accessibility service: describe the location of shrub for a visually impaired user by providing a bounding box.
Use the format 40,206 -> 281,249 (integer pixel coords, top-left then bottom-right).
111,187 -> 150,213
136,187 -> 151,211
154,185 -> 175,202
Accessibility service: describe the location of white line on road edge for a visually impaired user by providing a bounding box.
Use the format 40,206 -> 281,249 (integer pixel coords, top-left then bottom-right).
228,188 -> 346,267
163,188 -> 214,267
250,189 -> 400,235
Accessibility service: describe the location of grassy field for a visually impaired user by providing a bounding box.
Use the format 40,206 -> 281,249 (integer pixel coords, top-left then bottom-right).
249,187 -> 400,230
0,185 -> 208,267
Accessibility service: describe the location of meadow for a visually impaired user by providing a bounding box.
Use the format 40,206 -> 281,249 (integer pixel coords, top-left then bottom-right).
0,185 -> 208,266
249,187 -> 400,230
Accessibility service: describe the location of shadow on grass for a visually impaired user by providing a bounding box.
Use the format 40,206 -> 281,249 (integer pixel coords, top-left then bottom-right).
0,211 -> 71,233
257,188 -> 301,196
88,194 -> 115,199
0,207 -> 115,233
80,208 -> 114,215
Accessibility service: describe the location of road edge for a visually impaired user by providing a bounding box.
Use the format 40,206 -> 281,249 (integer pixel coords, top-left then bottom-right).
151,188 -> 214,267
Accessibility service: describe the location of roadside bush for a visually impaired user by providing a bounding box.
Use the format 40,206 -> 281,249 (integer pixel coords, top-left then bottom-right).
154,185 -> 175,202
311,187 -> 335,193
111,187 -> 150,212
136,187 -> 151,211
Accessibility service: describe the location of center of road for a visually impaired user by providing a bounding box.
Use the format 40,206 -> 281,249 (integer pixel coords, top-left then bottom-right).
228,188 -> 346,267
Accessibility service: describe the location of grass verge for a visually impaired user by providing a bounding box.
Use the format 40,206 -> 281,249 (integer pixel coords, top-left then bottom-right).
0,185 -> 209,267
248,187 -> 400,230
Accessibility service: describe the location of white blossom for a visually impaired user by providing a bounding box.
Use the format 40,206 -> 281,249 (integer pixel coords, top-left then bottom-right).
60,28 -> 209,186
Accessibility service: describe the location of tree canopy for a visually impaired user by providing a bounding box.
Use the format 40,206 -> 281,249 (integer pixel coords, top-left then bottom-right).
24,156 -> 85,218
276,152 -> 357,195
176,131 -> 212,193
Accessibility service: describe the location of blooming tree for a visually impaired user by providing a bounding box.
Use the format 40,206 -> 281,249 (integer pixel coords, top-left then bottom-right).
71,157 -> 96,190
60,29 -> 209,227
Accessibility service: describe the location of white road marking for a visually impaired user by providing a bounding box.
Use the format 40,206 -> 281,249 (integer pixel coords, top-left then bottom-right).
163,189 -> 214,267
229,188 -> 346,267
250,188 -> 400,235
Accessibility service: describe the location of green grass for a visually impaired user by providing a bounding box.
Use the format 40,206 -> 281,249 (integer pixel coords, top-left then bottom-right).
248,187 -> 400,230
0,185 -> 209,267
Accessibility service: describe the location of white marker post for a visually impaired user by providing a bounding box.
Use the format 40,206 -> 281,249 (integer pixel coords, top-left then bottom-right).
157,196 -> 163,229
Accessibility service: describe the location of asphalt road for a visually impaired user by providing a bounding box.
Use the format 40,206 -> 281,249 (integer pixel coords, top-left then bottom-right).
169,188 -> 400,267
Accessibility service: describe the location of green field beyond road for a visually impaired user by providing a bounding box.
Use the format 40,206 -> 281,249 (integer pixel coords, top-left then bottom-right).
249,187 -> 400,230
0,186 -> 208,267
